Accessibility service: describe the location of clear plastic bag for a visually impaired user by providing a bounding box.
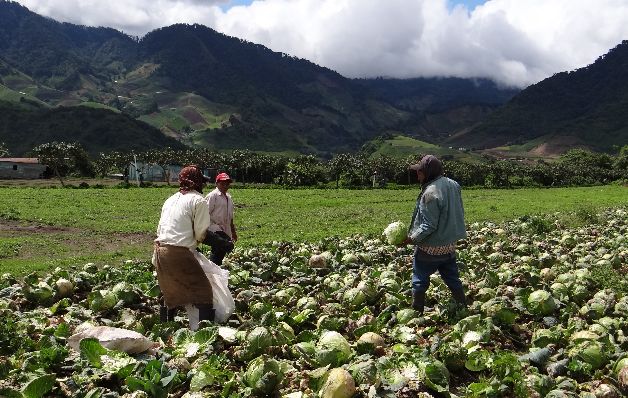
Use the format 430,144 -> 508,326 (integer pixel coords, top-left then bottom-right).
191,250 -> 235,323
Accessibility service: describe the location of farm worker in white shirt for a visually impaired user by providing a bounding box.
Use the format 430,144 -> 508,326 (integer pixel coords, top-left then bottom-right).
153,165 -> 214,330
204,172 -> 237,265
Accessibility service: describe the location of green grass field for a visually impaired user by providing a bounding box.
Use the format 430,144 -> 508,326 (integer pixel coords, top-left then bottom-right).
369,135 -> 482,162
0,184 -> 626,275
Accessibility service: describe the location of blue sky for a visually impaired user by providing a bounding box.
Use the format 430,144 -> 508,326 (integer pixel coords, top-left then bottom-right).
223,0 -> 489,11
452,0 -> 487,10
15,0 -> 628,87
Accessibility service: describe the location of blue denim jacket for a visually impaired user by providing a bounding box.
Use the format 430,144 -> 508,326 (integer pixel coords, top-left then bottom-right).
409,176 -> 467,246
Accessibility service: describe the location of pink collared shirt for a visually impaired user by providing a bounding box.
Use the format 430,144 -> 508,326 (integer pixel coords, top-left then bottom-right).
205,188 -> 234,239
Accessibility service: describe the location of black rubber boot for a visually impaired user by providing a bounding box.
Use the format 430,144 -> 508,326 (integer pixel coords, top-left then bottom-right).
197,304 -> 216,323
451,289 -> 467,307
160,305 -> 177,322
412,290 -> 426,314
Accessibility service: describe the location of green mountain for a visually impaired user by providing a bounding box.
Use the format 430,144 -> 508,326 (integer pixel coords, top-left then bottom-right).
0,0 -> 517,156
449,41 -> 628,155
0,101 -> 185,156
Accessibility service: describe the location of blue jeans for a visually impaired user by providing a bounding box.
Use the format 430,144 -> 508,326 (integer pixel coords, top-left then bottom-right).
412,249 -> 463,294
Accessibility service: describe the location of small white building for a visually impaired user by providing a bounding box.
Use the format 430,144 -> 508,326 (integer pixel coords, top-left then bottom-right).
0,158 -> 48,179
127,162 -> 184,183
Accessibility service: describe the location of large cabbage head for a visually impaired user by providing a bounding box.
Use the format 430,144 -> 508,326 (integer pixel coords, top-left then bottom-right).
356,332 -> 385,355
24,281 -> 55,305
419,359 -> 450,393
395,308 -> 417,325
291,341 -> 316,361
55,278 -> 74,298
568,341 -> 607,370
613,296 -> 628,317
531,328 -> 561,348
525,372 -> 553,397
526,290 -> 557,316
437,340 -> 467,372
347,359 -> 378,385
342,288 -> 366,309
341,253 -> 359,264
319,368 -> 356,398
246,326 -> 273,358
383,221 -> 408,245
316,331 -> 352,367
309,254 -> 328,268
273,322 -> 295,345
111,282 -> 140,304
357,280 -> 378,303
243,355 -> 283,395
88,289 -> 118,313
615,357 -> 628,376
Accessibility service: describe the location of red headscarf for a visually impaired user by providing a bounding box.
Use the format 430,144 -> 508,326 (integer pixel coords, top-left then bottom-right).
178,165 -> 205,194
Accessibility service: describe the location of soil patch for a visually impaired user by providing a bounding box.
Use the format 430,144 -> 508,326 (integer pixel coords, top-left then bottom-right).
0,219 -> 154,266
528,135 -> 587,157
0,220 -> 79,233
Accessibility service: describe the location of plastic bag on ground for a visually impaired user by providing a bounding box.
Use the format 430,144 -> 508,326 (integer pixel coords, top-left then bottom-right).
67,325 -> 153,353
191,250 -> 235,323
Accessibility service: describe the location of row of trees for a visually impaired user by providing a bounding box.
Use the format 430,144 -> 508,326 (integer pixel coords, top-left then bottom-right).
19,141 -> 628,188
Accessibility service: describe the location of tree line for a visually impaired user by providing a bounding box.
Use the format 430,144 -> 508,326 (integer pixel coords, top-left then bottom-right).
15,141 -> 628,188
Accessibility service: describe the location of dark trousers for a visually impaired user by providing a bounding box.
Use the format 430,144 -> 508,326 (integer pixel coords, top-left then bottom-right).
203,230 -> 234,265
411,249 -> 463,294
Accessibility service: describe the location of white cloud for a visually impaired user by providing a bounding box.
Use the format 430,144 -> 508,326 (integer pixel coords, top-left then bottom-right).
14,0 -> 628,87
16,0 -> 224,36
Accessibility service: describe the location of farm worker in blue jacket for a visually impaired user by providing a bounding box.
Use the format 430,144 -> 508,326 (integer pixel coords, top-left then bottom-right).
153,165 -> 215,329
402,155 -> 468,314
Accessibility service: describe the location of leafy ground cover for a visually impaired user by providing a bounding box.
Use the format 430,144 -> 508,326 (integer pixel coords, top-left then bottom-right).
0,185 -> 626,275
0,207 -> 626,397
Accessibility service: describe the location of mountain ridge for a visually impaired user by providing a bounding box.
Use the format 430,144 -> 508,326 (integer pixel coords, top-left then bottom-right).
448,40 -> 628,153
7,0 -> 624,158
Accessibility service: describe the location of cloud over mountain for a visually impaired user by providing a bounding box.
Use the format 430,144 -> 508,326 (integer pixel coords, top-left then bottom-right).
15,0 -> 628,87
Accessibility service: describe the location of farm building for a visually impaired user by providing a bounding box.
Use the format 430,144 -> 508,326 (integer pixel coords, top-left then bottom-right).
0,158 -> 48,179
127,162 -> 185,183
126,163 -> 218,183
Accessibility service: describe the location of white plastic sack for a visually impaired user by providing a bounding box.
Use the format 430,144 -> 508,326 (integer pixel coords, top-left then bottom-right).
191,250 -> 235,323
68,326 -> 153,354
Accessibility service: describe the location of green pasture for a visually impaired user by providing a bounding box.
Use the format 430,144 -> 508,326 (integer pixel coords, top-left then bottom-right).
0,184 -> 626,275
369,135 -> 481,162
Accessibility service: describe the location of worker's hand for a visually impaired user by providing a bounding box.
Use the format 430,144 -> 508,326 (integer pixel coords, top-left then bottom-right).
398,236 -> 412,246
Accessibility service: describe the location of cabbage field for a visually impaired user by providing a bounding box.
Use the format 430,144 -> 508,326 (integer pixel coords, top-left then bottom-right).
0,207 -> 627,397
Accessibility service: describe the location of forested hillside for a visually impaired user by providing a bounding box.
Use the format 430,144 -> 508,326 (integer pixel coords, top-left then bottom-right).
0,0 -> 516,155
450,41 -> 628,153
0,101 -> 184,156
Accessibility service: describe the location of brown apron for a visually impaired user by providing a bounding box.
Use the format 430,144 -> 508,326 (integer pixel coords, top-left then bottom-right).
153,244 -> 213,308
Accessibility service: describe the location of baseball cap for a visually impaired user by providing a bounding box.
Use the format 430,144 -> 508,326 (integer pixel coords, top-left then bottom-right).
409,162 -> 425,172
216,172 -> 232,182
409,155 -> 441,172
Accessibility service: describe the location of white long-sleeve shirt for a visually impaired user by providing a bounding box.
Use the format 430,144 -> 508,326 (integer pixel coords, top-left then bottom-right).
205,188 -> 234,239
156,191 -> 210,249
